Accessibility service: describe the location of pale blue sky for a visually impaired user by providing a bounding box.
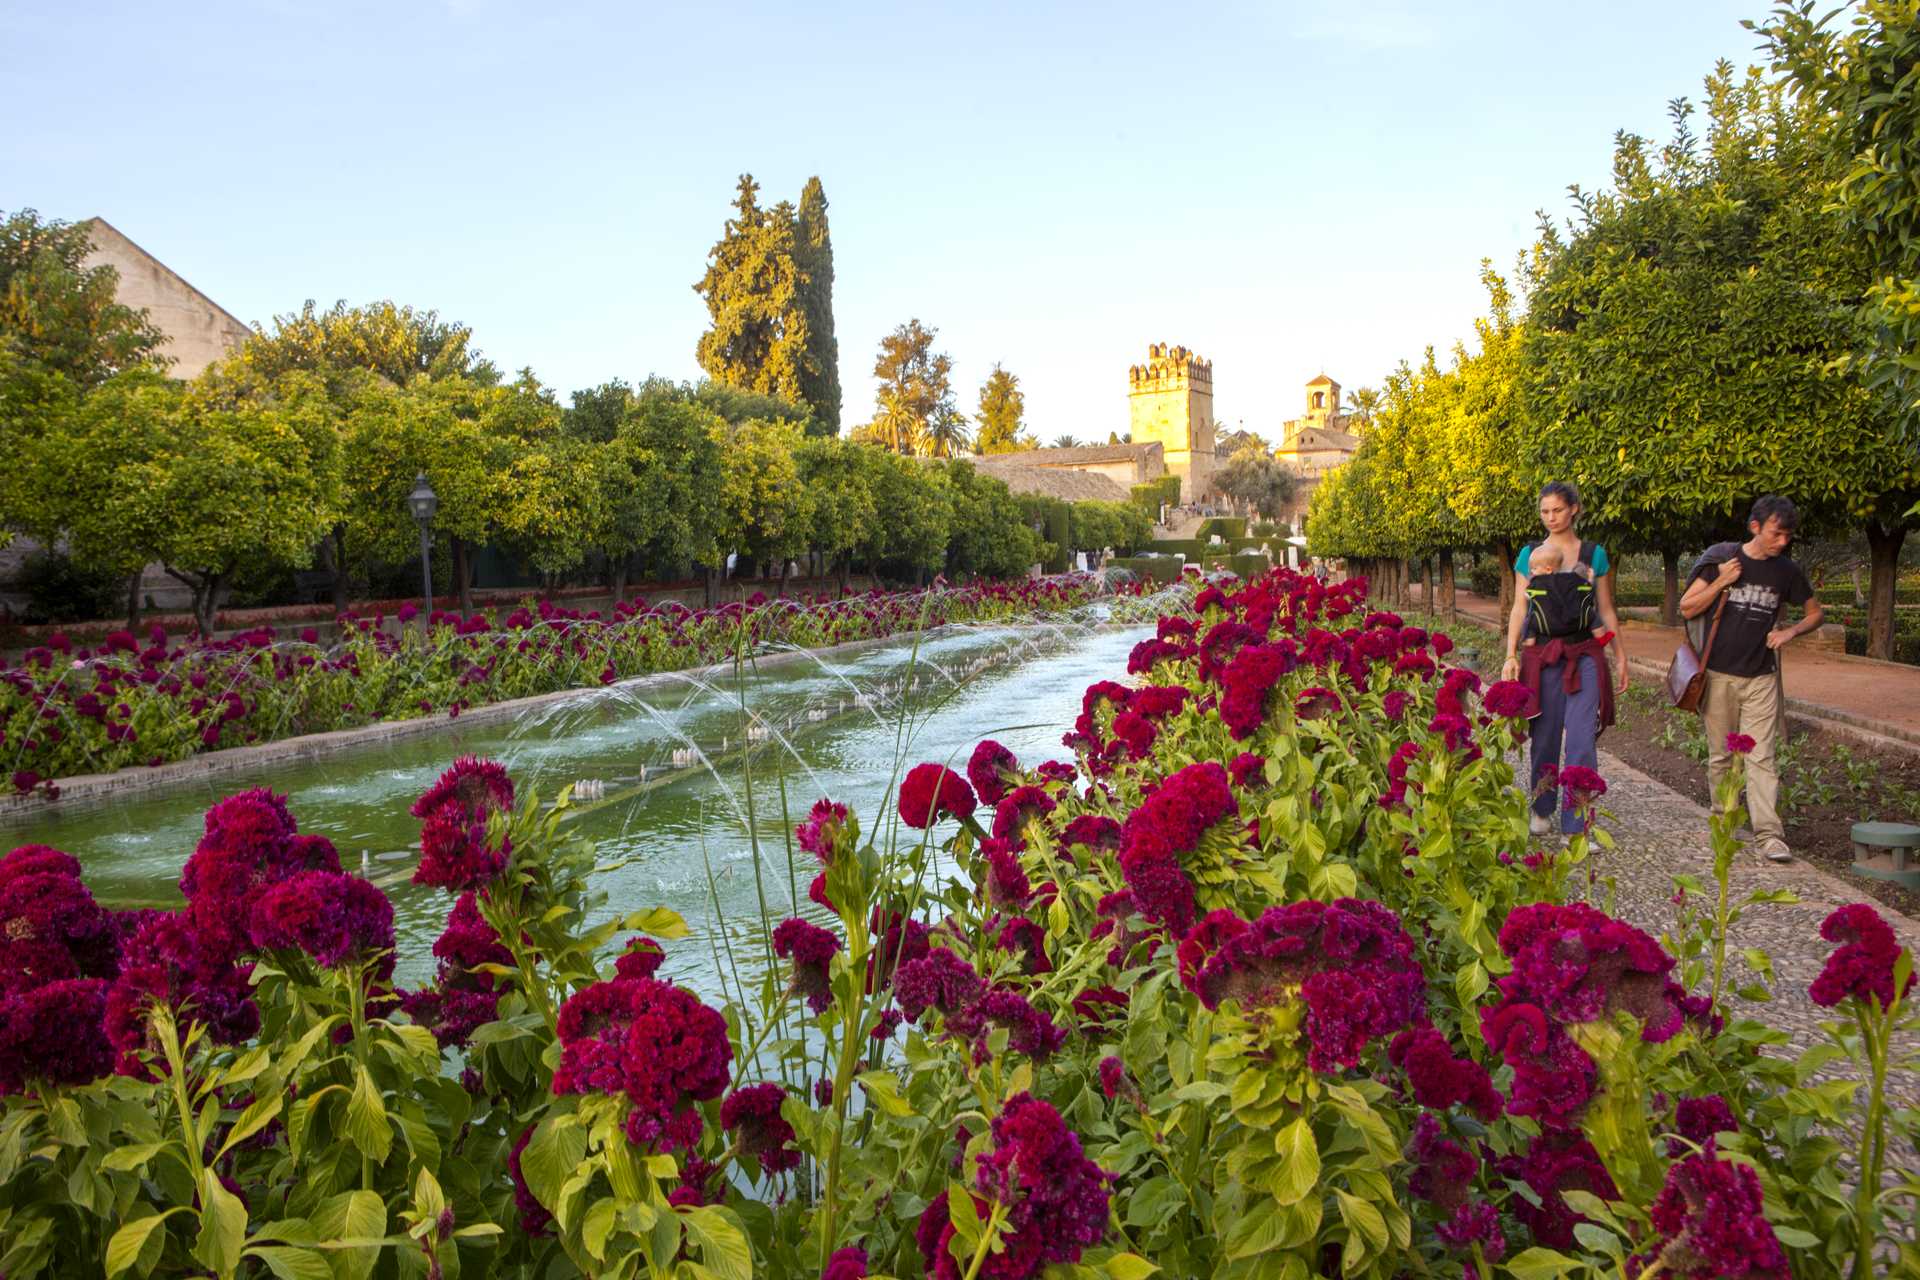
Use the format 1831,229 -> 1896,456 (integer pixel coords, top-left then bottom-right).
7,0 -> 1767,444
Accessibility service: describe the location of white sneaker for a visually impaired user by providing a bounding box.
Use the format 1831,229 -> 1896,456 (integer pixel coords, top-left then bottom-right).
1529,812 -> 1551,837
1759,838 -> 1793,863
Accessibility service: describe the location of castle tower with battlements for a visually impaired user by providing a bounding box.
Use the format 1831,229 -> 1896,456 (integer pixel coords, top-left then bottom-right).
1127,343 -> 1216,501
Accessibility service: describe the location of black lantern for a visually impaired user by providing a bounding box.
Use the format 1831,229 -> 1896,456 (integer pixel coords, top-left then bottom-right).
407,473 -> 437,621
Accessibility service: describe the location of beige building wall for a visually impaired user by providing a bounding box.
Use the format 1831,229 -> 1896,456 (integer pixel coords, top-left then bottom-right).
1127,343 -> 1215,501
79,218 -> 254,379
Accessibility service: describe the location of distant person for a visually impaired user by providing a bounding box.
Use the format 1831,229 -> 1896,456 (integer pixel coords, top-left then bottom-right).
1678,495 -> 1824,863
1502,482 -> 1628,837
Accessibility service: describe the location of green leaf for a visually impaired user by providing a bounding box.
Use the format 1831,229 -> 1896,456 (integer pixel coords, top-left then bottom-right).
1506,1247 -> 1583,1279
195,1167 -> 249,1279
343,1065 -> 391,1165
101,1140 -> 172,1173
623,906 -> 690,939
521,1118 -> 589,1214
582,1199 -> 617,1261
1171,1081 -> 1231,1103
217,1094 -> 285,1160
856,1070 -> 913,1117
679,1206 -> 752,1280
312,1188 -> 385,1280
248,1246 -> 335,1280
1454,960 -> 1488,1006
106,1210 -> 183,1279
1774,1226 -> 1821,1249
1573,1222 -> 1621,1255
1105,1252 -> 1160,1280
1271,1116 -> 1320,1206
1335,1190 -> 1387,1254
1223,1210 -> 1286,1261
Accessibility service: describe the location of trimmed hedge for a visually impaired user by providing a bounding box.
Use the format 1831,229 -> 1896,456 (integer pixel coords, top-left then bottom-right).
1196,516 -> 1248,541
1106,556 -> 1185,583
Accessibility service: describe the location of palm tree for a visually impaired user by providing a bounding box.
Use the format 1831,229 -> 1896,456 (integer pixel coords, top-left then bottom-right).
874,386 -> 916,453
1343,386 -> 1381,432
918,408 -> 972,459
1050,433 -> 1078,449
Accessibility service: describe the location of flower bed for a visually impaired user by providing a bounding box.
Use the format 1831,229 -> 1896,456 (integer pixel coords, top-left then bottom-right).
0,576 -> 1126,796
0,566 -> 1912,1280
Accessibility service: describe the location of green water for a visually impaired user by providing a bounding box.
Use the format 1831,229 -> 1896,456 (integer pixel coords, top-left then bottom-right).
6,622 -> 1148,992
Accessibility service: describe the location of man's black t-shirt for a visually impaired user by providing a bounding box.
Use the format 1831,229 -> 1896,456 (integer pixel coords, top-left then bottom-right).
1688,549 -> 1814,678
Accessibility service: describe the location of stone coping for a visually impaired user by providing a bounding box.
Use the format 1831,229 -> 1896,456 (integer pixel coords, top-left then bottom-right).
0,623 -> 1104,821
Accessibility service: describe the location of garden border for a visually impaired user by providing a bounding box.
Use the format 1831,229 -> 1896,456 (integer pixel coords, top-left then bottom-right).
0,622 -> 1107,821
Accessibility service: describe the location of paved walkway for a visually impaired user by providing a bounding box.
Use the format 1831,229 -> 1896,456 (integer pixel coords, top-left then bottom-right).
1413,586 -> 1920,747
1592,745 -> 1918,1110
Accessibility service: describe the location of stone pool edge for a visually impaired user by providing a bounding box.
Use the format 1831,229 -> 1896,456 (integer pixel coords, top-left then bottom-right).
2,621 -> 1133,818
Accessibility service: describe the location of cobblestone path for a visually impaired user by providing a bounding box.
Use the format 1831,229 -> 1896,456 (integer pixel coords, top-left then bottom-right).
1586,747 -> 1919,1110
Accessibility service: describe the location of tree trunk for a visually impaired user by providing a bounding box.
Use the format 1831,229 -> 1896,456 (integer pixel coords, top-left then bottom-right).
1494,539 -> 1515,615
1865,521 -> 1905,661
1661,548 -> 1681,628
1422,557 -> 1434,611
610,552 -> 630,605
192,573 -> 223,639
125,571 -> 141,632
328,524 -> 350,615
702,566 -> 715,608
838,555 -> 851,595
1439,549 -> 1456,618
778,560 -> 789,598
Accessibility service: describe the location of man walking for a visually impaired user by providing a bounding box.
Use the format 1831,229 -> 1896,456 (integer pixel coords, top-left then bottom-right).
1677,496 -> 1823,862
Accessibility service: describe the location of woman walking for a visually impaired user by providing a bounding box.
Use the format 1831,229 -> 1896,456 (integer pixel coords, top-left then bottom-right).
1500,482 -> 1629,835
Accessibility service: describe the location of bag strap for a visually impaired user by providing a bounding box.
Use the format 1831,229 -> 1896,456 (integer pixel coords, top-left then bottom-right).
1698,594 -> 1729,668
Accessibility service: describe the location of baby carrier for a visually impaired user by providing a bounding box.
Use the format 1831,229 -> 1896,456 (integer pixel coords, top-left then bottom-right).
1523,540 -> 1598,641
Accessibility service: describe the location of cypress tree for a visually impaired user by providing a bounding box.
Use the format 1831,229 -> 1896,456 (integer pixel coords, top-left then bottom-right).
794,177 -> 841,434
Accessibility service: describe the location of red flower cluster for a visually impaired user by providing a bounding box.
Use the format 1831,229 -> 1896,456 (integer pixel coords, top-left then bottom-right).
967,740 -> 1020,806
1408,1113 -> 1505,1260
919,1093 -> 1109,1279
1809,903 -> 1911,1010
1644,1149 -> 1790,1279
248,869 -> 396,977
401,892 -> 514,1048
992,786 -> 1057,842
1219,642 -> 1298,739
772,917 -> 840,1014
1388,1026 -> 1502,1120
795,798 -> 853,862
1117,761 -> 1239,934
410,757 -> 515,890
719,1082 -> 801,1174
899,763 -> 977,829
1498,1132 -> 1618,1249
552,975 -> 732,1153
1178,898 -> 1424,1072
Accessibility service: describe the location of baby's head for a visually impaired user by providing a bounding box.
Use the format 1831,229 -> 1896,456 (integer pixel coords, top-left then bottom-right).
1531,545 -> 1564,575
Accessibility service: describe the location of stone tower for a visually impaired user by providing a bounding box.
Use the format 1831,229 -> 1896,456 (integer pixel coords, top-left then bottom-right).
1304,373 -> 1342,425
1128,343 -> 1215,501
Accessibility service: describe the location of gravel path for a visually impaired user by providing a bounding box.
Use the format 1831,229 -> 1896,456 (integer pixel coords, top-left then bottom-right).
1586,746 -> 1919,1110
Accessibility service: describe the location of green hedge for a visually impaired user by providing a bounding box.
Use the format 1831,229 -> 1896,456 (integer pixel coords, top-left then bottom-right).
1148,538 -> 1206,558
1106,556 -> 1185,583
1196,517 -> 1248,541
1131,476 -> 1182,515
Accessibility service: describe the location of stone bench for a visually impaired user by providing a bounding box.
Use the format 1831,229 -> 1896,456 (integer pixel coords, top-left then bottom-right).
1851,821 -> 1920,891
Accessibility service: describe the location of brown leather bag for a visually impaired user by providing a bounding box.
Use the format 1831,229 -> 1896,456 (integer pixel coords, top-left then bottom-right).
1666,596 -> 1727,712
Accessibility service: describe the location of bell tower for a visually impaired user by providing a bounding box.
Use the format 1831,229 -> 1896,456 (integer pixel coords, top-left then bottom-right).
1127,343 -> 1215,501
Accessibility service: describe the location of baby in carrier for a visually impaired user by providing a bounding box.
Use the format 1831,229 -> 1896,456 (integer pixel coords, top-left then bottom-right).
1524,543 -> 1601,644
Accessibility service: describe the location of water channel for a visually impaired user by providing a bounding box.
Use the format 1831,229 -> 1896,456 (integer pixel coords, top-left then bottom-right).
6,619 -> 1151,993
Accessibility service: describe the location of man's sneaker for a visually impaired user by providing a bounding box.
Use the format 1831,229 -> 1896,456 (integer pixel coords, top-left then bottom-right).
1758,838 -> 1793,864
1529,812 -> 1552,837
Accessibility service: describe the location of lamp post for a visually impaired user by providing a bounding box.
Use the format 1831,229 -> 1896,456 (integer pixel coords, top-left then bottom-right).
406,473 -> 438,624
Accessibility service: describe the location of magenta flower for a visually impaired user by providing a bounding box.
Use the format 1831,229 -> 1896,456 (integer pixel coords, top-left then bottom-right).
898,763 -> 977,829
821,1246 -> 867,1280
1483,680 -> 1535,718
248,871 -> 396,978
1495,901 -> 1685,1040
983,839 -> 1032,908
553,975 -> 732,1153
772,917 -> 840,1013
615,937 -> 666,980
410,757 -> 515,890
508,1126 -> 553,1235
720,1082 -> 802,1174
400,892 -> 513,1049
967,740 -> 1020,806
971,1093 -> 1110,1272
1809,903 -> 1911,1010
1725,733 -> 1756,755
1294,686 -> 1340,721
0,977 -> 114,1094
1559,766 -> 1607,810
894,947 -> 984,1022
1059,815 -> 1120,853
1388,1026 -> 1503,1120
1646,1148 -> 1790,1279
1498,1132 -> 1618,1249
1097,1055 -> 1128,1099
991,785 -> 1057,842
1117,761 -> 1238,934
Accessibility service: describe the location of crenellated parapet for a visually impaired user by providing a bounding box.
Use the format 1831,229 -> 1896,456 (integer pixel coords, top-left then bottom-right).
1129,342 -> 1213,392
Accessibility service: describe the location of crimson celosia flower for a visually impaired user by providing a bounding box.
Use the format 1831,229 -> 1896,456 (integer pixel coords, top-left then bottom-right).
1645,1149 -> 1790,1279
1059,815 -> 1120,853
1809,903 -> 1911,1010
0,856 -> 119,995
995,916 -> 1052,975
948,989 -> 1066,1064
968,1093 -> 1110,1275
401,891 -> 514,1048
1117,761 -> 1238,934
866,911 -> 930,993
821,1246 -> 868,1280
1294,686 -> 1340,720
1495,901 -> 1685,1040
967,740 -> 1020,806
1382,689 -> 1412,722
508,1126 -> 553,1235
1559,766 -> 1607,811
1227,752 -> 1266,789
1480,1001 -> 1596,1129
1484,680 -> 1534,718
1388,1026 -> 1503,1120
1219,643 -> 1297,739
248,870 -> 396,978
616,937 -> 665,980
992,786 -> 1057,841
1071,985 -> 1127,1028
894,947 -> 984,1022
552,975 -> 732,1153
898,763 -> 977,829
411,757 -> 515,890
1725,733 -> 1756,755
982,839 -> 1032,908
772,917 -> 840,1013
720,1082 -> 802,1174
0,977 -> 114,1094
1498,1132 -> 1617,1249
1097,1056 -> 1127,1099
1670,1094 -> 1738,1156
1130,685 -> 1190,719
795,798 -> 852,863
1108,710 -> 1158,759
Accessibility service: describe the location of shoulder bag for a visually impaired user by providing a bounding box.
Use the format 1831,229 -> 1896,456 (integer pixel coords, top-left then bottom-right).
1665,595 -> 1726,713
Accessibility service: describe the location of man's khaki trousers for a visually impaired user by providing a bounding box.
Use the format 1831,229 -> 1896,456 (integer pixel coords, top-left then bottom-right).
1702,669 -> 1784,846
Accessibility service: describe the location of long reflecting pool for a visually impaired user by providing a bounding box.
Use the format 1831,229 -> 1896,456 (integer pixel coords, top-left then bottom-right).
6,621 -> 1149,992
